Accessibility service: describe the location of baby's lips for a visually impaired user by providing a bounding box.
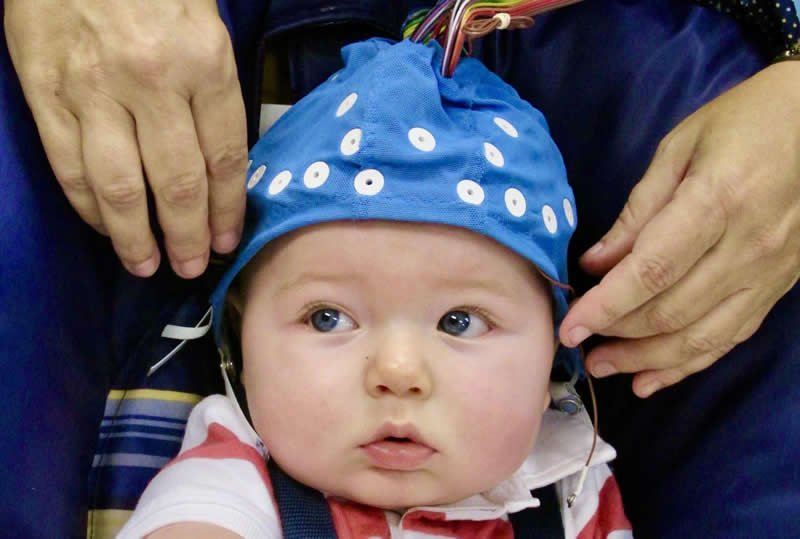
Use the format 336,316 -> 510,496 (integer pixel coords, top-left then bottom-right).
361,439 -> 435,470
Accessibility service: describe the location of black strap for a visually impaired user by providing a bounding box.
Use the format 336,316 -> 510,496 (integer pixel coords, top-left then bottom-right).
509,484 -> 566,539
267,459 -> 338,539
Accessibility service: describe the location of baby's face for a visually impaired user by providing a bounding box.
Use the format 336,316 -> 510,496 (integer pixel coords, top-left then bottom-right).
239,221 -> 554,509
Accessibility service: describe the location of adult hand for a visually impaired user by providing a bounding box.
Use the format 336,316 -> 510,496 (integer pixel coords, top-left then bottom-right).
4,0 -> 247,278
560,61 -> 800,397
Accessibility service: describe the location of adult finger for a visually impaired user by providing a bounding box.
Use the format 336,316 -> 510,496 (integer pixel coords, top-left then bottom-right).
135,95 -> 210,279
604,242 -> 739,339
585,287 -> 772,396
560,169 -> 727,348
191,57 -> 247,254
629,294 -> 775,398
80,100 -> 160,276
579,126 -> 697,276
30,99 -> 106,235
603,171 -> 759,339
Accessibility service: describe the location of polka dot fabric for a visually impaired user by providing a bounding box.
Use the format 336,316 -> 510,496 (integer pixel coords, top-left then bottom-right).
214,39 -> 580,373
694,0 -> 800,56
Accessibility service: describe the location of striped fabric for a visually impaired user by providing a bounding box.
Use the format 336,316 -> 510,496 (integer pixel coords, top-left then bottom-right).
86,290 -> 223,539
87,390 -> 204,538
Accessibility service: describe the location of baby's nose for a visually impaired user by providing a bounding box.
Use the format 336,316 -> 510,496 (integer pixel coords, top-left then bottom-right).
365,333 -> 432,399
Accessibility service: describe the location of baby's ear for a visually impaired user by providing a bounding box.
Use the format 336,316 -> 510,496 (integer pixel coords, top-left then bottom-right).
226,288 -> 244,316
224,287 -> 244,338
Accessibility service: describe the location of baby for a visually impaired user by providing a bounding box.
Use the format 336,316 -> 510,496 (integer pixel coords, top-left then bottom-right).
118,39 -> 631,538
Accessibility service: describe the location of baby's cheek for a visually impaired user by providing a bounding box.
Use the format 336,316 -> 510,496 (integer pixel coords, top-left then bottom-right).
473,406 -> 541,470
248,390 -> 322,470
245,359 -> 348,465
453,374 -> 545,478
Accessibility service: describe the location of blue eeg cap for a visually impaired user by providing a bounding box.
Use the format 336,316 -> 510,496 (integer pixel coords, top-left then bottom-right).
211,38 -> 581,374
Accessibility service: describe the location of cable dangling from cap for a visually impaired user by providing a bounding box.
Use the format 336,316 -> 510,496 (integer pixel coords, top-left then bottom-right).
566,371 -> 598,507
403,0 -> 584,76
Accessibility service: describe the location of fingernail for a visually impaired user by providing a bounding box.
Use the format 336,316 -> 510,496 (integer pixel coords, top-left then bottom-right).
213,231 -> 240,253
178,256 -> 207,279
591,362 -> 616,378
567,326 -> 591,347
131,256 -> 158,277
585,240 -> 604,257
637,381 -> 662,398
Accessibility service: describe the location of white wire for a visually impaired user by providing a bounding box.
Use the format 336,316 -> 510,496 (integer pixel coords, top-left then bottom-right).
147,306 -> 213,376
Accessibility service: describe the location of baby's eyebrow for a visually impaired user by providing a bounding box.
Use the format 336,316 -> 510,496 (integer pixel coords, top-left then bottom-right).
275,271 -> 358,295
432,276 -> 519,299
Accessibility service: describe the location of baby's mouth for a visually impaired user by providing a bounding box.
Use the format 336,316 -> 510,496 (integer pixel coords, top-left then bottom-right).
361,428 -> 435,470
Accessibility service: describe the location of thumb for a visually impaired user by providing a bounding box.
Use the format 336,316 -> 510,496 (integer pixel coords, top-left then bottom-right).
580,127 -> 698,276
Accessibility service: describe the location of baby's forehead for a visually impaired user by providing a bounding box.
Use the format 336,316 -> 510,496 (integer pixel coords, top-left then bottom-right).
242,220 -> 552,299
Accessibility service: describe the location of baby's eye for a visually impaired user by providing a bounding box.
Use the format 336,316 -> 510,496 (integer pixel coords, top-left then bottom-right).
438,310 -> 490,338
308,308 -> 356,332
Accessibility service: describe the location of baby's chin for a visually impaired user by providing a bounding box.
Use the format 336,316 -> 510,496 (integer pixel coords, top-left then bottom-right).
321,471 -> 497,511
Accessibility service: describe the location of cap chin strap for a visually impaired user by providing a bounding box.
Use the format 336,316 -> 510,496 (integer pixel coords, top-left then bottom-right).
219,347 -> 266,454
